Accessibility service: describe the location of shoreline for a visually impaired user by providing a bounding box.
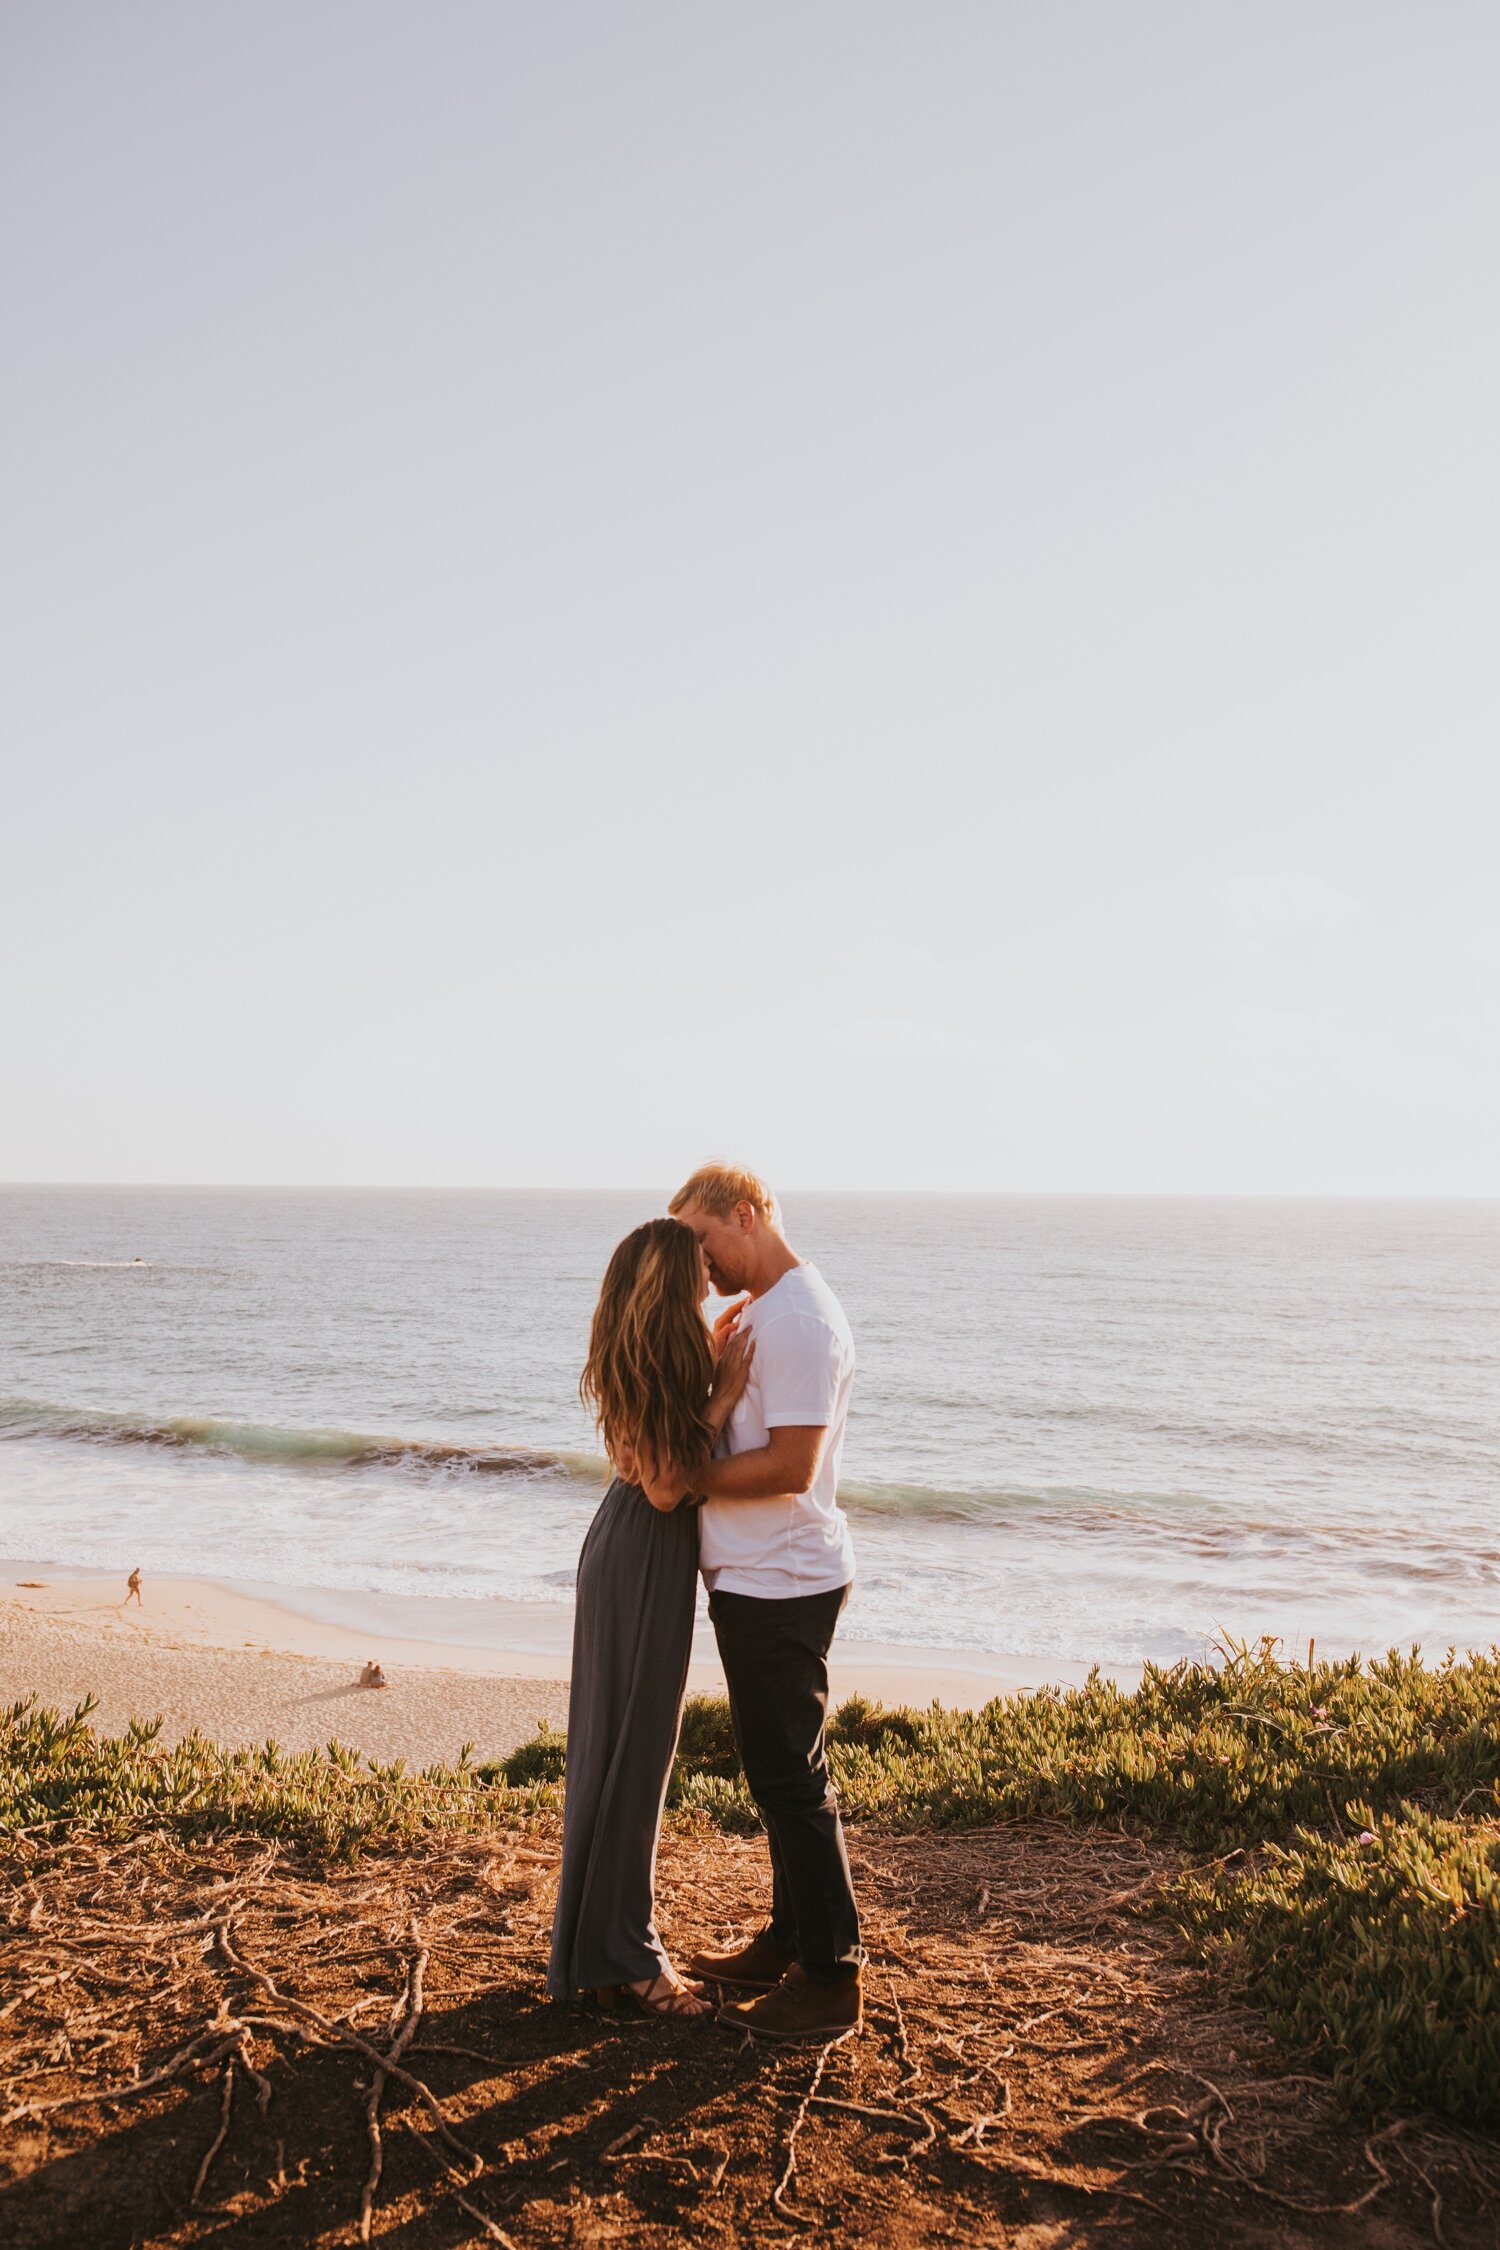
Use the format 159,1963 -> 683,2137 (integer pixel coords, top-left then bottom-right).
0,1566 -> 1136,1767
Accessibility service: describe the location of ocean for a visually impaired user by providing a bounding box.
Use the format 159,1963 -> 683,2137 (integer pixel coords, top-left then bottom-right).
1,1187 -> 1496,1673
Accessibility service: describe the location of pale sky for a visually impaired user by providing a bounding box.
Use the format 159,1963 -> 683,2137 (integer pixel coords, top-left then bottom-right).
3,3 -> 1497,1193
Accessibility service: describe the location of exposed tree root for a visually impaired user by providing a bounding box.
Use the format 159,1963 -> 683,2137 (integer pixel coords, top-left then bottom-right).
211,1912 -> 483,2177
771,2038 -> 836,2223
358,1919 -> 428,2242
3,1821 -> 1497,2248
190,2058 -> 236,2208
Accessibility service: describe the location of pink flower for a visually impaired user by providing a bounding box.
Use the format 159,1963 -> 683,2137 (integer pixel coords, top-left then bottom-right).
1357,1830 -> 1376,1845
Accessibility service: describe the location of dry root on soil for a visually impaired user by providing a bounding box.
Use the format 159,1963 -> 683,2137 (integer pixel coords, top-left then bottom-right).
2,1821 -> 1496,2247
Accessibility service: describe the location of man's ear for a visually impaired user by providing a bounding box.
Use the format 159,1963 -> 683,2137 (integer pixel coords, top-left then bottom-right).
735,1200 -> 756,1233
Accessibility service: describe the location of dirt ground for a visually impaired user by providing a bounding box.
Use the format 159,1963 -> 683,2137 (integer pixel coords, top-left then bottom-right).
3,1819 -> 1495,2249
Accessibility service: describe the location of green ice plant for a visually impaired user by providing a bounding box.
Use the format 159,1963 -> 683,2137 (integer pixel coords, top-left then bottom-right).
668,1637 -> 1500,1843
0,1695 -> 560,1862
8,1640 -> 1496,1857
11,1638 -> 1500,1863
1177,1802 -> 1500,2126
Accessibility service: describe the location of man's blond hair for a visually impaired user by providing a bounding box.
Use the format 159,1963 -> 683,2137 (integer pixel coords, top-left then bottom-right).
669,1161 -> 779,1225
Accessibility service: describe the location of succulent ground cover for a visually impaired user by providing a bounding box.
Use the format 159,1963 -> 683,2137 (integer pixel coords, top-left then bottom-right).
1179,1803 -> 1500,2128
11,1637 -> 1495,1858
3,1641 -> 1498,2244
660,1639 -> 1500,1847
2,1697 -> 559,1861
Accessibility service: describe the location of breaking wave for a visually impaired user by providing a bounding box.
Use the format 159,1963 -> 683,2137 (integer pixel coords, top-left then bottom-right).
0,1398 -> 603,1484
0,1396 -> 1218,1528
12,1399 -> 1486,1566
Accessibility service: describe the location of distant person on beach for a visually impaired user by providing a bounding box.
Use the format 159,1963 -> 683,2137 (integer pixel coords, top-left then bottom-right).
546,1217 -> 755,2019
125,1567 -> 142,1605
642,1163 -> 864,2044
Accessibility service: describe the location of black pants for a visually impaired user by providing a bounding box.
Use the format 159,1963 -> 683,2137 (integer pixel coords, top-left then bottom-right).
708,1583 -> 862,1984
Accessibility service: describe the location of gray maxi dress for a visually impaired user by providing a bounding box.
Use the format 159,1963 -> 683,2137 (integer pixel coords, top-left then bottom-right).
546,1477 -> 699,1999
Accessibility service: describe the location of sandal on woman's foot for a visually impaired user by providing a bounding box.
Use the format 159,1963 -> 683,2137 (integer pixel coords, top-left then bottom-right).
622,1972 -> 711,2019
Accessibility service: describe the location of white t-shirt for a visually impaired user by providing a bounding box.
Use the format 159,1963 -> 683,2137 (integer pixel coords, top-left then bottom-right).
698,1262 -> 857,1599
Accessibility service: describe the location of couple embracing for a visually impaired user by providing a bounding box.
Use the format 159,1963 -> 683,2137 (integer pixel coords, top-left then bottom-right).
546,1162 -> 863,2043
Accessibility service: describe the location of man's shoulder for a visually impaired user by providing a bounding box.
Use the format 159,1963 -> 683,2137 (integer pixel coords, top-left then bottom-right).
752,1266 -> 853,1350
790,1262 -> 852,1329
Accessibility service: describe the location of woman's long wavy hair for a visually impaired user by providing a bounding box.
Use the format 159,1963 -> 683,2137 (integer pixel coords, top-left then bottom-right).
580,1218 -> 715,1476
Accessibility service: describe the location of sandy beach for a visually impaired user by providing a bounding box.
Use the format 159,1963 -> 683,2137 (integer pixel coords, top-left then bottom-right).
0,1569 -> 1098,1767
0,1578 -> 572,1767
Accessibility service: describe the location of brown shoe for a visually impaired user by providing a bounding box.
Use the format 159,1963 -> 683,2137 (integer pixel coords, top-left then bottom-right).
686,1930 -> 798,1990
717,1963 -> 862,2043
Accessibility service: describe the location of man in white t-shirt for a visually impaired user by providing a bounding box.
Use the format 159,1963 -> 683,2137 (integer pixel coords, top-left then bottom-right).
643,1161 -> 863,2043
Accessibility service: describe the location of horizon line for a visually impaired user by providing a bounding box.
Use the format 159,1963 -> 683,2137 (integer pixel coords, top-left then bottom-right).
2,1180 -> 1498,1204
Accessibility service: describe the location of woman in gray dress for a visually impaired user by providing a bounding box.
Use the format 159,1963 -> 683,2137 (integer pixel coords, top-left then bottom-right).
547,1217 -> 752,2020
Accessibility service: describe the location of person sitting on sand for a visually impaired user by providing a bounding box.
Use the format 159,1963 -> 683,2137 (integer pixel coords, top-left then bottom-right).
126,1567 -> 142,1605
360,1660 -> 387,1689
546,1217 -> 755,2021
